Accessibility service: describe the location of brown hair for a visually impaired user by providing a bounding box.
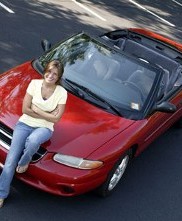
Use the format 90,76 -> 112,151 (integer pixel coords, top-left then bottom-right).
43,60 -> 64,85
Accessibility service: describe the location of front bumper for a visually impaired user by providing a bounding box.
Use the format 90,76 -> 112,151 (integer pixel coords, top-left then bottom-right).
0,148 -> 110,196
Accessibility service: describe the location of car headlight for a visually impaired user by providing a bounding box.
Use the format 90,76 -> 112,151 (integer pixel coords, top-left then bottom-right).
53,154 -> 103,170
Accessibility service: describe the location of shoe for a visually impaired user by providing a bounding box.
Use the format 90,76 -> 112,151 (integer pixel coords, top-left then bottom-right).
0,199 -> 4,208
16,164 -> 29,173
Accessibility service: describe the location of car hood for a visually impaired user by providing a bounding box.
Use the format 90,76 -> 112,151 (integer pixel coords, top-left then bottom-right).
0,62 -> 135,158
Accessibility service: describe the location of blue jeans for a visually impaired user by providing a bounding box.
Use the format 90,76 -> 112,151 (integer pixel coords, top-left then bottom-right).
0,121 -> 53,199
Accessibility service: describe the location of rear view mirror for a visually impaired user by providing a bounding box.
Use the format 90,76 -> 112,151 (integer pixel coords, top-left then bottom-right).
41,39 -> 51,52
154,101 -> 176,113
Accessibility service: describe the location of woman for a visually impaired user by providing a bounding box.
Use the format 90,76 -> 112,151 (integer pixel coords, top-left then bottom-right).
0,60 -> 67,208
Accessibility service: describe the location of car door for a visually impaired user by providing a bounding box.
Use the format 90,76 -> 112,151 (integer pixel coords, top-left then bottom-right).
137,88 -> 182,153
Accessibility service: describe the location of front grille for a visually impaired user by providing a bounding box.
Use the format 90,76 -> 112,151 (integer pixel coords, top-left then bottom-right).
0,122 -> 47,162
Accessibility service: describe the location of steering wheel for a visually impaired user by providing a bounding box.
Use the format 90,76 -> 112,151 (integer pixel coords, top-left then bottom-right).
122,81 -> 145,101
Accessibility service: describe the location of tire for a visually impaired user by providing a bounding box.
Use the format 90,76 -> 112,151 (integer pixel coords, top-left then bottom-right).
96,150 -> 132,197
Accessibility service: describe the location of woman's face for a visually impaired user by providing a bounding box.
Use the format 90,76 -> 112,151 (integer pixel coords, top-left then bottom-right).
44,67 -> 59,85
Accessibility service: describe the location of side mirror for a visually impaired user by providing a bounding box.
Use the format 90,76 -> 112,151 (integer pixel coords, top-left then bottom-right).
154,101 -> 176,113
41,39 -> 51,52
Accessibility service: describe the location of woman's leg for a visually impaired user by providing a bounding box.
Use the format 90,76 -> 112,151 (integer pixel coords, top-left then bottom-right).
0,122 -> 32,199
17,127 -> 53,167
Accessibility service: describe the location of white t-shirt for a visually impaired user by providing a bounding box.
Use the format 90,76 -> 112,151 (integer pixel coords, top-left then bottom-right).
19,79 -> 67,131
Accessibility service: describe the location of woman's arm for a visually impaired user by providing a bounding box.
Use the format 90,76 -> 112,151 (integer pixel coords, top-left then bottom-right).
31,103 -> 66,123
22,92 -> 66,123
22,93 -> 42,119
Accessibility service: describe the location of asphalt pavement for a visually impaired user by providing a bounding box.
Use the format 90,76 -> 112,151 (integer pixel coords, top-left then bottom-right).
0,0 -> 182,220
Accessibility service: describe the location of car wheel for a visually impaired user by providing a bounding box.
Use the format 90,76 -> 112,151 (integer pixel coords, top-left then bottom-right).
96,150 -> 132,197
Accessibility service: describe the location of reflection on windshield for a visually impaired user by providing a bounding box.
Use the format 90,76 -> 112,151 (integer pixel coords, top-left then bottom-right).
38,33 -> 157,117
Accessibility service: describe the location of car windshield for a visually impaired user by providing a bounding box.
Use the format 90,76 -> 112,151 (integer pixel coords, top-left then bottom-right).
37,33 -> 159,119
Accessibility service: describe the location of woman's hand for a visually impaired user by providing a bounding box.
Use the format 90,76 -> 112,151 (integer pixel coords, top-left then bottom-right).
31,104 -> 40,114
32,104 -> 59,116
51,106 -> 59,116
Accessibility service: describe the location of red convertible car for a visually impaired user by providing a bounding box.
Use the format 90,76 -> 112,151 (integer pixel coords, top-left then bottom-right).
0,28 -> 182,197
